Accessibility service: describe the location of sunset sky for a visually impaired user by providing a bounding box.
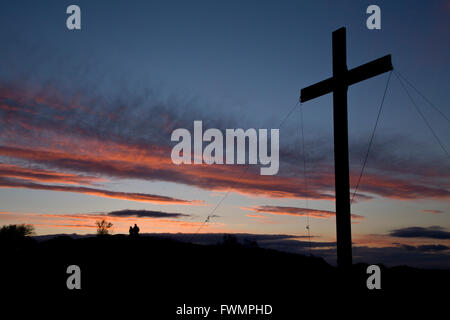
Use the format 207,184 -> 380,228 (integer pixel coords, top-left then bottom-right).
0,1 -> 449,267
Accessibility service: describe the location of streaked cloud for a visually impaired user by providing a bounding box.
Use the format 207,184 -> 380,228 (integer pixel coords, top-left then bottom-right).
107,209 -> 190,218
0,177 -> 201,205
242,205 -> 364,220
389,226 -> 450,239
0,82 -> 449,205
421,209 -> 444,214
398,243 -> 449,252
0,163 -> 104,185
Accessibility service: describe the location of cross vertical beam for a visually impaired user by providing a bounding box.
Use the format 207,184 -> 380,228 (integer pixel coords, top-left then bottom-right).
332,28 -> 352,269
300,27 -> 393,270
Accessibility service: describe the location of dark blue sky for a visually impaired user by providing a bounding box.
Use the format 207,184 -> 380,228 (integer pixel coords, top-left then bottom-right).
1,0 -> 448,131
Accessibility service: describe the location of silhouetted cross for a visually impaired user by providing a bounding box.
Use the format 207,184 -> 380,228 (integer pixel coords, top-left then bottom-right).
300,27 -> 393,269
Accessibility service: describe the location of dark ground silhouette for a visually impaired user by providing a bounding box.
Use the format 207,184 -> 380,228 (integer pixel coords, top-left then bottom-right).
1,233 -> 448,316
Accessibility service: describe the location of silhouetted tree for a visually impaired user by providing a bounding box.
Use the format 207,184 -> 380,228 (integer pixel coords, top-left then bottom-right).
0,224 -> 35,241
96,219 -> 113,235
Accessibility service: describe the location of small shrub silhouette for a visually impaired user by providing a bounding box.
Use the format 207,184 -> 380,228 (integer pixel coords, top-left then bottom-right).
96,219 -> 113,236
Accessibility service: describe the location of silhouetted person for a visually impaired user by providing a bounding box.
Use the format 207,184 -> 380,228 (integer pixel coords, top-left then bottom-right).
132,224 -> 140,237
129,226 -> 133,236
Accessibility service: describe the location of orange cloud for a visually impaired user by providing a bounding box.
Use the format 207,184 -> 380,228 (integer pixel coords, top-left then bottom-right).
0,163 -> 104,185
246,214 -> 267,219
0,177 -> 202,205
1,84 -> 449,204
421,209 -> 443,214
242,205 -> 364,220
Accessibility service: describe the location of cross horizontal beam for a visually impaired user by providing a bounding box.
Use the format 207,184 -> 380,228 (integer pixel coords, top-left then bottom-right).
300,54 -> 393,103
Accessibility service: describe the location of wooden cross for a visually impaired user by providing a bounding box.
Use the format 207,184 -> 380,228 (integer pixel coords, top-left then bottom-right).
300,27 -> 393,269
